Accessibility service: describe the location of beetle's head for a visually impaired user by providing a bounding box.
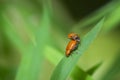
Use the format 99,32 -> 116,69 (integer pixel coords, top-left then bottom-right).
68,33 -> 80,42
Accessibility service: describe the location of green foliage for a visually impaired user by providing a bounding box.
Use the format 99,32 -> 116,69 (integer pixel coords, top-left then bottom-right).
100,52 -> 120,80
71,66 -> 93,80
87,63 -> 102,75
15,9 -> 50,80
2,1 -> 51,80
0,0 -> 120,80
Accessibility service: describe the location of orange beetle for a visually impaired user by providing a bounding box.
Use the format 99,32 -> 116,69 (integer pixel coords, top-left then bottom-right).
66,33 -> 80,57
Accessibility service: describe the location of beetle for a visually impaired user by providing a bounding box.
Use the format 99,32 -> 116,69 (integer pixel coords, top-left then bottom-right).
65,33 -> 80,57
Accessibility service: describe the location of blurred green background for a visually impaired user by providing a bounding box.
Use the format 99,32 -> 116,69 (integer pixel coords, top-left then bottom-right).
0,0 -> 120,80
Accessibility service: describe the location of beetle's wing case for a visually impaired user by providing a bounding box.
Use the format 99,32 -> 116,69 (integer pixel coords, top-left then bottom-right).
66,40 -> 78,57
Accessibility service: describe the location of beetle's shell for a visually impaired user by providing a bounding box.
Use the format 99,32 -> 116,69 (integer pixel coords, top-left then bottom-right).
66,40 -> 78,57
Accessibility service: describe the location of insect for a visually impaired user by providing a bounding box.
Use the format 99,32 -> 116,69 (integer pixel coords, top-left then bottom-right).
66,33 -> 80,57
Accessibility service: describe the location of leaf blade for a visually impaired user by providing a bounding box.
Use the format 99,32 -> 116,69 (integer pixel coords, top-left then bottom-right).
51,18 -> 105,80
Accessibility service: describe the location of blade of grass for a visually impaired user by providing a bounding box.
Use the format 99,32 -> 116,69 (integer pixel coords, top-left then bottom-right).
15,5 -> 50,80
103,5 -> 120,32
2,15 -> 25,52
71,61 -> 101,80
71,66 -> 93,80
85,75 -> 93,80
87,62 -> 102,75
45,46 -> 94,80
2,4 -> 50,79
74,1 -> 119,28
45,46 -> 63,65
100,51 -> 120,80
51,18 -> 105,80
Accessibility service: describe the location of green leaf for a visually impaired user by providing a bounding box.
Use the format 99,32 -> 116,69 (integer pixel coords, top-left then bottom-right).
87,62 -> 102,75
71,63 -> 101,80
100,52 -> 120,80
15,6 -> 50,80
103,5 -> 120,32
45,46 -> 63,65
71,66 -> 92,80
2,15 -> 25,52
50,18 -> 105,80
75,1 -> 119,28
85,75 -> 93,80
